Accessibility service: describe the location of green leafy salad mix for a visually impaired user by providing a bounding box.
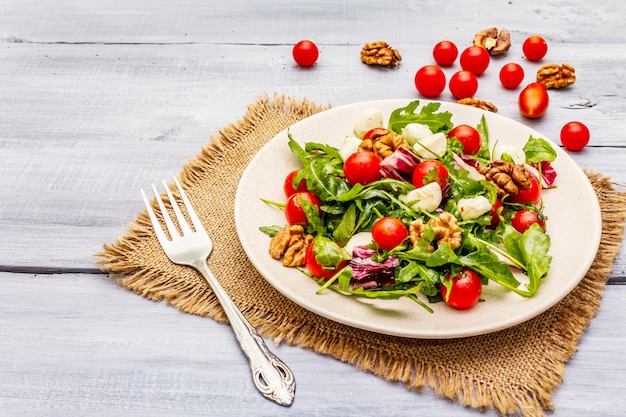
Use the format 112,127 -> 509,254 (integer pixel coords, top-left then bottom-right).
261,101 -> 557,312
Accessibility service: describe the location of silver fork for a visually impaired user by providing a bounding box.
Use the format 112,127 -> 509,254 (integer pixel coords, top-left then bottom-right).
141,177 -> 295,406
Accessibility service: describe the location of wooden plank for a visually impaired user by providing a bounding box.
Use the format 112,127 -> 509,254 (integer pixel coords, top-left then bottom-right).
0,272 -> 625,416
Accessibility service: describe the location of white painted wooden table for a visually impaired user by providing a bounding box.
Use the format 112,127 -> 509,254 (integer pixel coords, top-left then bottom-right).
1,1 -> 625,416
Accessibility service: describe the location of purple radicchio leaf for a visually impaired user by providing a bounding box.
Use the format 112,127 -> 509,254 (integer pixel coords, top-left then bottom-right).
380,146 -> 421,182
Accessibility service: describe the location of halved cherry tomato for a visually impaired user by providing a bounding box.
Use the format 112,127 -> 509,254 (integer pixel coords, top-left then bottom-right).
362,127 -> 388,140
433,40 -> 458,66
305,244 -> 347,281
283,170 -> 308,197
372,217 -> 408,250
343,150 -> 382,186
522,36 -> 548,61
285,191 -> 320,226
560,121 -> 590,151
499,63 -> 524,89
412,160 -> 449,190
292,40 -> 319,67
488,199 -> 504,229
507,176 -> 541,205
449,70 -> 478,100
459,46 -> 490,75
441,268 -> 482,310
414,65 -> 446,98
518,83 -> 549,119
447,124 -> 481,155
512,209 -> 546,233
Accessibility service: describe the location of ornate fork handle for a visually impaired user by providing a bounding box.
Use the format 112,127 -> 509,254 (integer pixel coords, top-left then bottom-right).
193,260 -> 296,406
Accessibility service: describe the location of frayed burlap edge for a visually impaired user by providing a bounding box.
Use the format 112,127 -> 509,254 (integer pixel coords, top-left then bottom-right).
96,94 -> 626,417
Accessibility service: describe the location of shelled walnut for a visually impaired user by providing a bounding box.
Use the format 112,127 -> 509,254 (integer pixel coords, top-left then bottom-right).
360,41 -> 402,68
409,212 -> 462,252
473,27 -> 511,55
457,97 -> 498,113
477,160 -> 532,197
358,129 -> 408,158
537,63 -> 576,89
269,225 -> 313,267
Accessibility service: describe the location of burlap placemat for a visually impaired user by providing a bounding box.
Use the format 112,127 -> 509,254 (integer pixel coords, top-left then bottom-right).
96,94 -> 626,417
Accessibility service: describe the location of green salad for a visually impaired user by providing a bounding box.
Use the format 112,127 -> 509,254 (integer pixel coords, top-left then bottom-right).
261,100 -> 557,312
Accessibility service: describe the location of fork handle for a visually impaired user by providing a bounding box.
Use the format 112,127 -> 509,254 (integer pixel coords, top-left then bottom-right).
193,260 -> 296,407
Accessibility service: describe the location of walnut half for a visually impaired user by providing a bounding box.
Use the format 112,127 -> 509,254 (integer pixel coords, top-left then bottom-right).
537,63 -> 576,89
409,212 -> 462,252
477,160 -> 532,198
269,225 -> 313,267
360,41 -> 402,68
473,27 -> 511,55
358,129 -> 408,158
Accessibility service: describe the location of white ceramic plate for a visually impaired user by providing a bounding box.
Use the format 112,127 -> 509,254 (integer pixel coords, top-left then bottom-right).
234,99 -> 602,339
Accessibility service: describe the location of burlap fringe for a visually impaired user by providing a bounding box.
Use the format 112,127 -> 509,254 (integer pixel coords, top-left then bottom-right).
95,93 -> 626,417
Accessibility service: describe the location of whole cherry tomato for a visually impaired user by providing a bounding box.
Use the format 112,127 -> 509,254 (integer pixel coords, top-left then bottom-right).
518,82 -> 549,119
522,36 -> 548,61
447,124 -> 481,155
412,160 -> 450,191
459,46 -> 490,75
285,191 -> 320,226
441,268 -> 482,310
283,170 -> 308,197
343,151 -> 382,186
449,70 -> 478,100
305,244 -> 347,281
499,63 -> 525,89
512,209 -> 546,233
560,121 -> 590,151
414,65 -> 446,98
372,217 -> 409,250
292,40 -> 319,67
433,40 -> 458,66
507,176 -> 542,205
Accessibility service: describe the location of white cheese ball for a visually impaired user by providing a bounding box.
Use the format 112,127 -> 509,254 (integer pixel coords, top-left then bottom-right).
399,182 -> 443,213
493,144 -> 526,164
413,132 -> 447,159
457,195 -> 492,220
344,232 -> 374,256
338,135 -> 363,161
401,123 -> 432,145
354,108 -> 384,137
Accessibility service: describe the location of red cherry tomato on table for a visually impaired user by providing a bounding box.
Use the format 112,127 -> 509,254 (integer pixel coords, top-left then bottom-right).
507,176 -> 542,205
522,36 -> 548,61
343,151 -> 382,186
433,40 -> 458,66
449,70 -> 478,100
512,209 -> 546,233
372,217 -> 409,250
518,82 -> 549,119
441,268 -> 482,310
447,124 -> 481,155
283,170 -> 308,197
414,65 -> 446,98
560,121 -> 590,151
292,40 -> 319,67
460,46 -> 490,75
305,244 -> 347,281
285,191 -> 320,226
499,63 -> 525,89
412,160 -> 449,191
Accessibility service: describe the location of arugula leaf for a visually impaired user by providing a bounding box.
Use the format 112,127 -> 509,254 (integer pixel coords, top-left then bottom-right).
332,203 -> 357,246
312,235 -> 351,268
475,115 -> 492,161
387,100 -> 453,134
518,223 -> 552,295
523,135 -> 557,163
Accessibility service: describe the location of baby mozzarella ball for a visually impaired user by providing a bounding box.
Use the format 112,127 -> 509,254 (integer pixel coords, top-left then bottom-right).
399,182 -> 443,213
457,195 -> 492,220
354,108 -> 384,137
344,232 -> 374,256
401,123 -> 432,145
